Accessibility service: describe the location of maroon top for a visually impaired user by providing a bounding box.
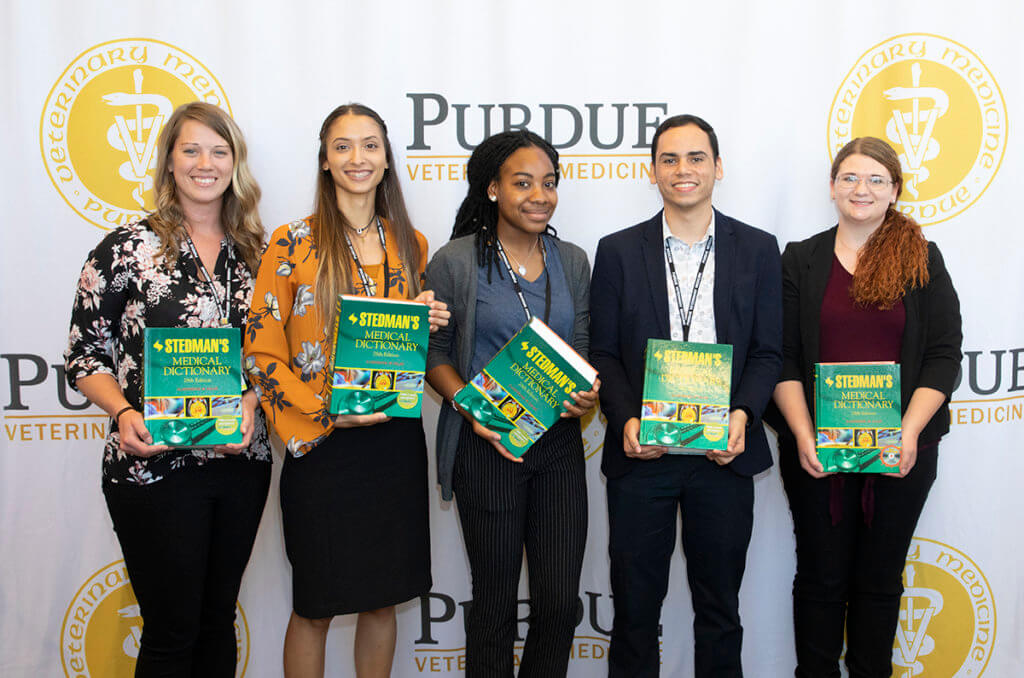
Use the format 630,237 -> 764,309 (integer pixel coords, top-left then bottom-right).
820,255 -> 908,525
819,255 -> 905,363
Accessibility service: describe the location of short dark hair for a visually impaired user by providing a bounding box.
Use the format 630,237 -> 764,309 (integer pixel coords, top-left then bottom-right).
650,114 -> 719,162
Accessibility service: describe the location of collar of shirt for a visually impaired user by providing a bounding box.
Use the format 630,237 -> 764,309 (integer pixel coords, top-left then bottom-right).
661,211 -> 716,249
661,210 -> 717,345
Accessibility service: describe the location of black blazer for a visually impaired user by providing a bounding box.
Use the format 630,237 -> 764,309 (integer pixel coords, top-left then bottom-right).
590,209 -> 783,479
769,226 -> 962,446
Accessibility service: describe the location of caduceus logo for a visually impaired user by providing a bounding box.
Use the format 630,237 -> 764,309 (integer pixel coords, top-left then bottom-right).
827,34 -> 1007,226
104,69 -> 173,208
893,564 -> 943,676
882,63 -> 947,200
60,559 -> 250,676
889,538 -> 995,677
40,38 -> 230,231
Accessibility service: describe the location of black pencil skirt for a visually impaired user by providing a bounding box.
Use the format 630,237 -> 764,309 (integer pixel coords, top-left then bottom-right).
280,417 -> 431,618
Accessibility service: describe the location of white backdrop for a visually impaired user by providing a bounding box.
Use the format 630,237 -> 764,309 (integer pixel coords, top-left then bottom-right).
2,1 -> 1021,676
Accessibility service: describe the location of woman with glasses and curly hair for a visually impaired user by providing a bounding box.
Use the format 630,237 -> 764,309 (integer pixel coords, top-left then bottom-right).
771,136 -> 962,677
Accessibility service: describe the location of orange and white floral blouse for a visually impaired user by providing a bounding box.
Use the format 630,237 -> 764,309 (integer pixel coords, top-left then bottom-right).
244,216 -> 427,456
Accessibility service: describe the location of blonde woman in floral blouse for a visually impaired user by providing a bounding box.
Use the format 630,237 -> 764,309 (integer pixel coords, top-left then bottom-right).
64,102 -> 271,677
245,103 -> 448,678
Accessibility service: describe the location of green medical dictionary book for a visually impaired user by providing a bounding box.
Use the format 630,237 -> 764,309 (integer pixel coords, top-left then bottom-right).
639,339 -> 733,452
453,317 -> 598,458
815,362 -> 902,473
329,295 -> 430,418
143,327 -> 243,447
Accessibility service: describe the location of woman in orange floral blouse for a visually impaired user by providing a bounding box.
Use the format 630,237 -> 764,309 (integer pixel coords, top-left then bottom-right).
244,104 -> 448,678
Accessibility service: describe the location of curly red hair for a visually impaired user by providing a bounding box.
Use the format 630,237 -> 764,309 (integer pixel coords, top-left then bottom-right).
831,137 -> 930,309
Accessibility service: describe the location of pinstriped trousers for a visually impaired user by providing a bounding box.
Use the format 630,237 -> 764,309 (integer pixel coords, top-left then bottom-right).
453,418 -> 588,678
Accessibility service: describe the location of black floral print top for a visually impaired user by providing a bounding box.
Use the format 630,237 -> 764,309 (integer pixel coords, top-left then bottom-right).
65,220 -> 271,485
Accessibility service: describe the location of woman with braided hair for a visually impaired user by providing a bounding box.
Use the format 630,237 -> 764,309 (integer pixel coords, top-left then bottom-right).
770,136 -> 962,677
425,129 -> 600,676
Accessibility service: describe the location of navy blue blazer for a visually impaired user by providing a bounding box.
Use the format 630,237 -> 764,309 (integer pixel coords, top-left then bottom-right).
590,209 -> 783,478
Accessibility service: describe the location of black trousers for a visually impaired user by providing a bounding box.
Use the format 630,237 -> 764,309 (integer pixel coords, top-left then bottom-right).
606,454 -> 754,678
103,459 -> 271,678
779,440 -> 938,678
453,418 -> 588,678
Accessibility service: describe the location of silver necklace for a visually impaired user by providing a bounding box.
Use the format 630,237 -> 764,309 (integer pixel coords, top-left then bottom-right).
501,236 -> 539,275
351,214 -> 376,237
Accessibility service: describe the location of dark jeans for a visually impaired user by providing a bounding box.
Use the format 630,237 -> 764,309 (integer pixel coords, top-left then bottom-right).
103,459 -> 271,678
779,440 -> 938,678
607,454 -> 754,678
454,418 -> 588,678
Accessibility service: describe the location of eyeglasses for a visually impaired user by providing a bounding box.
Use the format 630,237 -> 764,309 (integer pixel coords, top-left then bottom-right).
836,173 -> 894,190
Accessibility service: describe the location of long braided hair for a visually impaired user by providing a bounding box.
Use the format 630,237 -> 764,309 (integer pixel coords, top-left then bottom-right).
831,137 -> 930,309
451,130 -> 560,283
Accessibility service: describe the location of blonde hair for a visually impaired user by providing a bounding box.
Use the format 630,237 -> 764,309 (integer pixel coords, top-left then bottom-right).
150,102 -> 264,272
312,104 -> 422,329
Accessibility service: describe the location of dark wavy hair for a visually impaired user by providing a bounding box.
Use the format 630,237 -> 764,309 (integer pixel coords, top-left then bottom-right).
450,129 -> 559,282
831,136 -> 929,308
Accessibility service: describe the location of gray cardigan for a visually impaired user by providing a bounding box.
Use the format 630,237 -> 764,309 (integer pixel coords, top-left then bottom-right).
425,234 -> 591,500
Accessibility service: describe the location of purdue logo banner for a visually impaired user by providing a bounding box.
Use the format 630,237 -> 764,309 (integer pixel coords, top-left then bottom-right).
895,539 -> 995,678
827,34 -> 1007,225
3,4 -> 1022,677
40,38 -> 229,231
60,560 -> 250,677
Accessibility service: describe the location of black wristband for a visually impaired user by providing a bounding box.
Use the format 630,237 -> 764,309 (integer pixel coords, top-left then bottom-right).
114,406 -> 134,423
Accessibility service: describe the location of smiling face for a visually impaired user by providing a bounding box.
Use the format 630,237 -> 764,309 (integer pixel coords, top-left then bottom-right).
321,113 -> 389,199
168,119 -> 234,211
830,153 -> 899,227
650,123 -> 723,215
488,145 -> 558,237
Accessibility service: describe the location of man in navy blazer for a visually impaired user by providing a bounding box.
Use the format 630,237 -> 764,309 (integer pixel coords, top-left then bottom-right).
590,115 -> 782,677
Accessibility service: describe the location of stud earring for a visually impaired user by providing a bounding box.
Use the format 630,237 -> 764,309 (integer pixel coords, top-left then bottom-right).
489,194 -> 497,202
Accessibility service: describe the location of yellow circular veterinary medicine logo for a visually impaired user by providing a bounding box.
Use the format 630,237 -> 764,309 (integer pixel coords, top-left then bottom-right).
40,39 -> 230,231
892,538 -> 995,677
827,34 -> 1007,225
60,559 -> 250,677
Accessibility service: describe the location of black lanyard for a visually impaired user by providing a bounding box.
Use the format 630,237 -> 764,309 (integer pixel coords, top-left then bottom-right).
344,217 -> 390,298
494,236 -> 551,323
664,234 -> 713,341
184,235 -> 233,326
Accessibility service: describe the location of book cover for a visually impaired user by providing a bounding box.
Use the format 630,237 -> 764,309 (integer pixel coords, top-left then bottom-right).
639,339 -> 733,452
329,295 -> 430,418
143,327 -> 243,447
453,317 -> 598,458
815,362 -> 902,473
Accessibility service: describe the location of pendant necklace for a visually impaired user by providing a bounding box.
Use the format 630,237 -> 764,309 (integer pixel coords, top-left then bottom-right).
350,214 -> 376,237
501,236 -> 539,276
